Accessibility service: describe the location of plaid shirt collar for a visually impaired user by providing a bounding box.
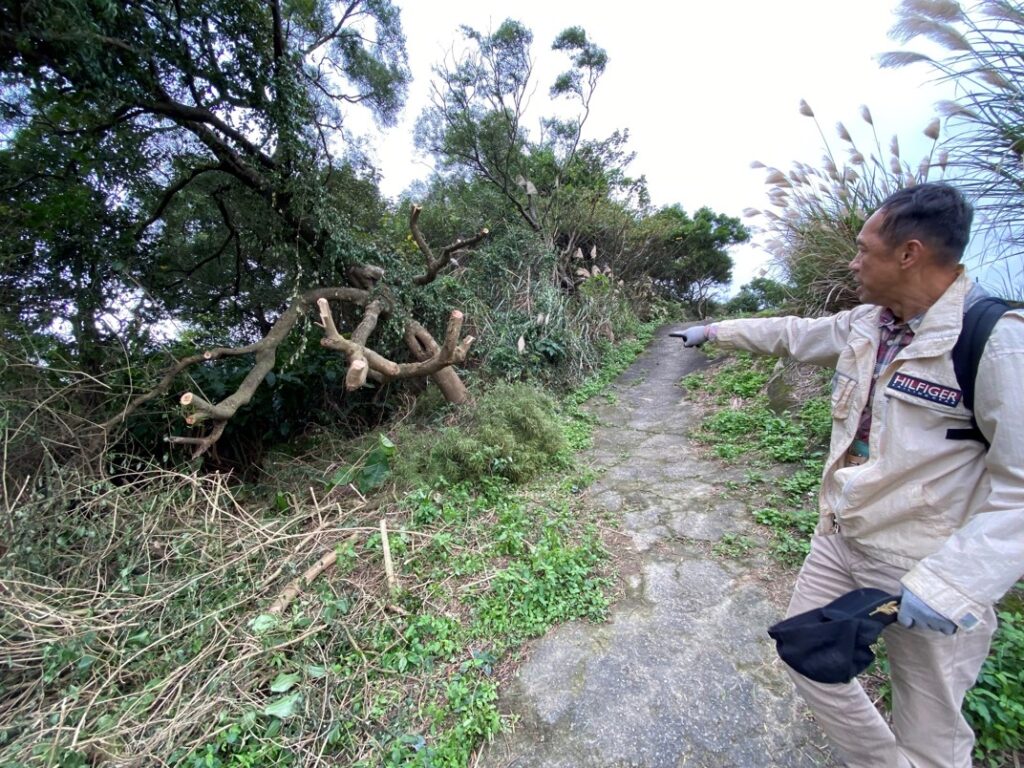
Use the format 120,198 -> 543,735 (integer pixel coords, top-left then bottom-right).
872,307 -> 923,382
878,307 -> 925,334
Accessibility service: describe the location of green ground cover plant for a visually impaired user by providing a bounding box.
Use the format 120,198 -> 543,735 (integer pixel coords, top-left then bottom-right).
966,607 -> 1024,763
0,324 -> 653,767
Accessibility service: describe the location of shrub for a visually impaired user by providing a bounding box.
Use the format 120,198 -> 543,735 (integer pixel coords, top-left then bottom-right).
747,101 -> 948,314
391,382 -> 566,487
965,607 -> 1024,762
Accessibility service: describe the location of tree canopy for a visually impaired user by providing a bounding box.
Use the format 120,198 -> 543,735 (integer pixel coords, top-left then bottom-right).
0,7 -> 745,468
1,0 -> 411,355
631,205 -> 749,312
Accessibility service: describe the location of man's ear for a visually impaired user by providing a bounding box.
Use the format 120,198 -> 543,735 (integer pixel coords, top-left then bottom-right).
899,239 -> 926,268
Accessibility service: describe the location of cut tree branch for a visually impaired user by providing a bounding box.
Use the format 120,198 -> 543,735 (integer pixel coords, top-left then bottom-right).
98,287 -> 368,455
404,319 -> 470,405
267,532 -> 359,616
318,300 -> 474,391
409,204 -> 489,285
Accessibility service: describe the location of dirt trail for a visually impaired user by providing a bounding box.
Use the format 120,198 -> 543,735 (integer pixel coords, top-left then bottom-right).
477,325 -> 838,768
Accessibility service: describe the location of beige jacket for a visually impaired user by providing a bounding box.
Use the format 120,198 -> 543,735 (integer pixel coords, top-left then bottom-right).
714,272 -> 1024,628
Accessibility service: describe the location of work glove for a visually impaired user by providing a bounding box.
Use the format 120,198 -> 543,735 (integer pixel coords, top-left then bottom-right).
670,325 -> 710,347
897,588 -> 957,635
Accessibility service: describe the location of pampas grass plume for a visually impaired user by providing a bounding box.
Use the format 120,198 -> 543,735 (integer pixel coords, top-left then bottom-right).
903,0 -> 964,23
891,16 -> 972,50
937,99 -> 978,118
980,68 -> 1011,89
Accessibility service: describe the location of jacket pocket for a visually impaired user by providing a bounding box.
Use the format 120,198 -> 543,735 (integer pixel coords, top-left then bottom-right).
878,386 -> 981,469
831,372 -> 857,420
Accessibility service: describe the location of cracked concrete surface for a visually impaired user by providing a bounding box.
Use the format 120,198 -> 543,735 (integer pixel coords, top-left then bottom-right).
477,325 -> 838,768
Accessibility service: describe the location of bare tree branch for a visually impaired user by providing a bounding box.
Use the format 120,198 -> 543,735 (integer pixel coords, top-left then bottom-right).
136,163 -> 226,236
98,287 -> 369,442
409,204 -> 490,285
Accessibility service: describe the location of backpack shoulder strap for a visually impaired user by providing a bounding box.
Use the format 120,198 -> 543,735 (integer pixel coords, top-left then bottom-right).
948,296 -> 1010,447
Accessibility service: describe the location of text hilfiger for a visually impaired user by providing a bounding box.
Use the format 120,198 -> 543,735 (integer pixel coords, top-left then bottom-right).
886,372 -> 963,408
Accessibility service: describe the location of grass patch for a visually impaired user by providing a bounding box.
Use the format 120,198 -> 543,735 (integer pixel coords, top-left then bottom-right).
0,326 -> 654,767
683,353 -> 828,566
712,533 -> 758,559
680,351 -> 773,401
683,353 -> 830,466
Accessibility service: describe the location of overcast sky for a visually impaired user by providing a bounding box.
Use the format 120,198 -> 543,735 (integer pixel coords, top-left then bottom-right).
356,0 -> 958,290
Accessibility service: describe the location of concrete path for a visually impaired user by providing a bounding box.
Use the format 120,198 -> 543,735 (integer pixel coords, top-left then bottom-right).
478,325 -> 838,768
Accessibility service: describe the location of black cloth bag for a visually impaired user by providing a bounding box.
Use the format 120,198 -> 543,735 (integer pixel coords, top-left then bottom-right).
768,588 -> 901,684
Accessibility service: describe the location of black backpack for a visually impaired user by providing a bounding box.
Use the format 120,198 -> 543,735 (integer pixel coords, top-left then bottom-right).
948,296 -> 1011,447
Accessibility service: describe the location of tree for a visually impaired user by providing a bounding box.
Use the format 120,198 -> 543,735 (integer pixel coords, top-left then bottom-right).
724,277 -> 793,314
0,120 -> 148,380
0,1 -> 492,460
414,20 -> 615,252
0,0 -> 410,324
631,205 -> 748,315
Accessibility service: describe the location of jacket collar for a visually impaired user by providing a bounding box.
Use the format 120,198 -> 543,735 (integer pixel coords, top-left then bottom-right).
890,269 -> 973,358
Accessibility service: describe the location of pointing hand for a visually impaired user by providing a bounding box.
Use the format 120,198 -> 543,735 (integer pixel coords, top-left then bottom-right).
670,325 -> 710,347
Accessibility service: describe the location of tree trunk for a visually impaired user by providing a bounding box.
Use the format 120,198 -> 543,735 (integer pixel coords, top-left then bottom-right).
404,321 -> 469,405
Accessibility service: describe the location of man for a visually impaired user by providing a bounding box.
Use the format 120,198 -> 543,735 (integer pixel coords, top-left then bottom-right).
679,183 -> 1024,768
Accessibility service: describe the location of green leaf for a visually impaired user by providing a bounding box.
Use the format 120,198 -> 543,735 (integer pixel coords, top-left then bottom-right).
270,672 -> 301,693
249,614 -> 279,634
263,692 -> 301,719
329,467 -> 356,489
359,460 -> 390,490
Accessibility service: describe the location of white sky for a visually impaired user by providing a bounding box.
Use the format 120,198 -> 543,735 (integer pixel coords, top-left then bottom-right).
356,0 -> 959,291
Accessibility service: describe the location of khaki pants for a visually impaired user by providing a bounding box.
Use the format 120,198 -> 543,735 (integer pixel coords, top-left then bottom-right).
785,533 -> 996,768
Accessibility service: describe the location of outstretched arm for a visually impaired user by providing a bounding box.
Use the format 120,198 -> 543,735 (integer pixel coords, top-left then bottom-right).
699,306 -> 876,367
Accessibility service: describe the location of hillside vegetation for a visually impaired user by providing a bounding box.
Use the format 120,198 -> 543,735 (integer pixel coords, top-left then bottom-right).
3,0 -> 1024,765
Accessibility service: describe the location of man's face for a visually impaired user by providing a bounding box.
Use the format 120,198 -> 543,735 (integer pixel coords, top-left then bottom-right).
849,210 -> 903,307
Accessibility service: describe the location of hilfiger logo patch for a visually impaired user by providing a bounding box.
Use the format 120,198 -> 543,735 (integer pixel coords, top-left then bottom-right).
886,372 -> 962,408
